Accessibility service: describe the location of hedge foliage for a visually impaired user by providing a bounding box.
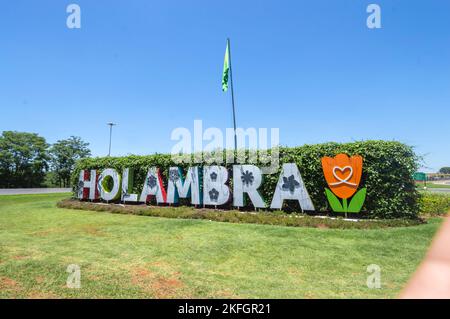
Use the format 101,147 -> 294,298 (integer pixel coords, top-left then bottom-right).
419,192 -> 450,216
71,140 -> 420,219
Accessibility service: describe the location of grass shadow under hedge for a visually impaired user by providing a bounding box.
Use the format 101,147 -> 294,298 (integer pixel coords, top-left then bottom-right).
58,199 -> 424,230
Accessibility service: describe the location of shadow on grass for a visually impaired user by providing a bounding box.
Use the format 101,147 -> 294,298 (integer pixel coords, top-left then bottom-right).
58,199 -> 425,230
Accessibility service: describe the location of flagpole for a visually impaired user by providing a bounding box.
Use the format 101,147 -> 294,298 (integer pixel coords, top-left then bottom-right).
227,38 -> 238,153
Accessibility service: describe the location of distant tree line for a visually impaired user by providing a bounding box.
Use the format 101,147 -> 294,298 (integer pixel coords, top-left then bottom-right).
0,131 -> 91,188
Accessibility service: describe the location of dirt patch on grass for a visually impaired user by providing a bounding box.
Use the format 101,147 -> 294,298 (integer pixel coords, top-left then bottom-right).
32,229 -> 54,237
35,276 -> 45,284
31,225 -> 106,237
12,255 -> 29,260
87,274 -> 102,281
81,225 -> 106,236
214,289 -> 240,298
27,290 -> 58,299
0,276 -> 21,292
132,267 -> 155,282
152,276 -> 183,298
303,292 -> 317,298
149,260 -> 174,271
287,267 -> 304,285
131,267 -> 185,298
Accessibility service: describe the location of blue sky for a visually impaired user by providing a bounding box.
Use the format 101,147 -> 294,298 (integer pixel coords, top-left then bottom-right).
1,0 -> 449,172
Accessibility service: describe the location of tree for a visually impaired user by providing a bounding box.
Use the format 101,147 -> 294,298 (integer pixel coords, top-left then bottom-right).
439,167 -> 450,174
0,131 -> 49,188
49,136 -> 91,187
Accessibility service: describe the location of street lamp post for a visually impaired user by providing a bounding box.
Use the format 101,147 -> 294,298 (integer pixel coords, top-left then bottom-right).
107,122 -> 117,156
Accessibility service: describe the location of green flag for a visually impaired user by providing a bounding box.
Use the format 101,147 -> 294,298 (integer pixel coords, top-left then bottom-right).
222,42 -> 230,92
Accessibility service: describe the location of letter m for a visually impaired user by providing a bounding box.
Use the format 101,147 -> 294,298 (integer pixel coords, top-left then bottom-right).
166,167 -> 202,205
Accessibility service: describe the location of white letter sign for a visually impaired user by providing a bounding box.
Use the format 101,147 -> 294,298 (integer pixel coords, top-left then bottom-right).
139,167 -> 167,204
203,166 -> 230,206
98,169 -> 121,201
77,170 -> 98,200
167,167 -> 202,205
233,165 -> 266,208
270,163 -> 315,211
121,168 -> 138,202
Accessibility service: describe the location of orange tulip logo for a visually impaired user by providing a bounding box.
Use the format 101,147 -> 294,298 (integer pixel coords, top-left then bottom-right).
321,154 -> 366,214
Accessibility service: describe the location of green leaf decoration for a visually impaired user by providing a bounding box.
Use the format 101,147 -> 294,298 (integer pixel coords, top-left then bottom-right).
325,188 -> 344,212
348,188 -> 367,213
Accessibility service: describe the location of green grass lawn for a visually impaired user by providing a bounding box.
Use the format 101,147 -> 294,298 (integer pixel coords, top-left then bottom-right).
416,182 -> 450,189
0,193 -> 442,299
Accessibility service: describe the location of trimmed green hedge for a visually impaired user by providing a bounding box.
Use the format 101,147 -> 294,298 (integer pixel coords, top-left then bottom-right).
71,141 -> 420,219
419,192 -> 450,216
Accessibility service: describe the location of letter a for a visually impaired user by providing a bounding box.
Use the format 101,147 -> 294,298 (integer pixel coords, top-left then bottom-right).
66,4 -> 81,29
367,4 -> 381,29
270,163 -> 315,211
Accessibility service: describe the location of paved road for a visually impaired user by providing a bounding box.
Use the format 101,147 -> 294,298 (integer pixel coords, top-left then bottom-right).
0,188 -> 72,195
428,188 -> 450,193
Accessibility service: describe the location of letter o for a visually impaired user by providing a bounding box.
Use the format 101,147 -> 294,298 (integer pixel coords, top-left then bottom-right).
98,169 -> 121,201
